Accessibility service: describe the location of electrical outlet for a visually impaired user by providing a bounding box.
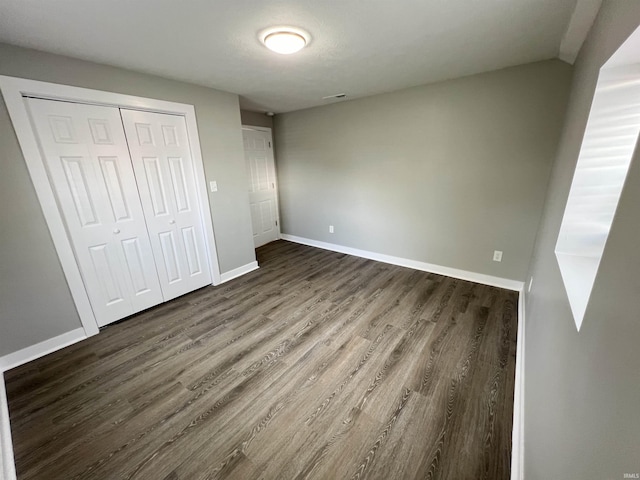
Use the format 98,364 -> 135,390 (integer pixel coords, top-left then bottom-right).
528,276 -> 534,292
493,250 -> 503,262
329,225 -> 334,234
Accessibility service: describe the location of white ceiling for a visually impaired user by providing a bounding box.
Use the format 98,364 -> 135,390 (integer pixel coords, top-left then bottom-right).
0,0 -> 580,113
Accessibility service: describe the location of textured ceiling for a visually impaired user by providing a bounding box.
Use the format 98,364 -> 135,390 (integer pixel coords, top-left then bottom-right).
0,0 -> 578,113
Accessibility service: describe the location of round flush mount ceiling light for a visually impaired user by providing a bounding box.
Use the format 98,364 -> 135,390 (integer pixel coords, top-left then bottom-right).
261,27 -> 310,54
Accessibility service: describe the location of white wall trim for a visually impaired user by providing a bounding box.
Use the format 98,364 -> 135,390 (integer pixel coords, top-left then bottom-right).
219,261 -> 259,284
0,328 -> 86,374
241,125 -> 272,133
281,234 -> 524,291
511,288 -> 526,480
0,374 -> 17,480
0,75 -> 223,339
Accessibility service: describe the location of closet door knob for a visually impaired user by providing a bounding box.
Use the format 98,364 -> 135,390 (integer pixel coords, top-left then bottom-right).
113,229 -> 121,234
169,220 -> 176,225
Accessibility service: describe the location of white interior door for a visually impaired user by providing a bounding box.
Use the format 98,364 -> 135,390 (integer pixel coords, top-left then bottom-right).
242,128 -> 279,248
27,98 -> 164,327
121,109 -> 212,301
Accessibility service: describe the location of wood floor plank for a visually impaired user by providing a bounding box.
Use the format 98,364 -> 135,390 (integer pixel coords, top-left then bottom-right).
5,240 -> 518,480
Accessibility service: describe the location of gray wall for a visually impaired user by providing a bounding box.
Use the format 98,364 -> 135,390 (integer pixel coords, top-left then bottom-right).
523,2 -> 640,478
0,43 -> 256,356
240,110 -> 274,130
275,60 -> 572,281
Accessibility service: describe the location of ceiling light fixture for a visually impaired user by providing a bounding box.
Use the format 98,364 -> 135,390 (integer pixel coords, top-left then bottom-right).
261,27 -> 309,55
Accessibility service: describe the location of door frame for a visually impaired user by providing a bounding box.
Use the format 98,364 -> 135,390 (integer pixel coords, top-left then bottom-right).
241,125 -> 281,242
0,75 -> 222,338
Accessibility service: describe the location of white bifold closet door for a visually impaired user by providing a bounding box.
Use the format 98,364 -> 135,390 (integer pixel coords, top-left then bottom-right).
27,98 -> 212,327
120,110 -> 211,301
27,98 -> 164,326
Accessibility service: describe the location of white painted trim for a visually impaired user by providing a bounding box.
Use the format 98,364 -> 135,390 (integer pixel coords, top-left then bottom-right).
280,234 -> 524,291
510,288 -> 526,480
0,328 -> 86,374
0,75 -> 222,336
0,374 -> 17,480
219,261 -> 259,284
241,125 -> 272,133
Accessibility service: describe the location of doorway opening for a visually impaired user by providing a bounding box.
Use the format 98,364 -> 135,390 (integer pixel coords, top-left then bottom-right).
242,126 -> 281,248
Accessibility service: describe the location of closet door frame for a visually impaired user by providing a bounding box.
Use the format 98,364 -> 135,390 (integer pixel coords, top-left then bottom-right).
0,75 -> 222,338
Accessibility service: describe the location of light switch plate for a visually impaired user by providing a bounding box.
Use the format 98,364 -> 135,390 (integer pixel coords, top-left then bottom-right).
209,181 -> 218,192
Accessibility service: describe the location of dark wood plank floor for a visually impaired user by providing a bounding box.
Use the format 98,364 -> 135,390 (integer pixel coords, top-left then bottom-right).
5,240 -> 518,480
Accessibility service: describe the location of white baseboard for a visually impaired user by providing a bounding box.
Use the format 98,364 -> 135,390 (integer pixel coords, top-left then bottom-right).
280,234 -> 524,291
0,327 -> 86,373
511,289 -> 526,480
219,261 -> 259,284
0,374 -> 16,480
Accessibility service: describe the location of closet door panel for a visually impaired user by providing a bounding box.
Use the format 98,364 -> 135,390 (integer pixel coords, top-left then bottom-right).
27,99 -> 163,326
121,109 -> 212,300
